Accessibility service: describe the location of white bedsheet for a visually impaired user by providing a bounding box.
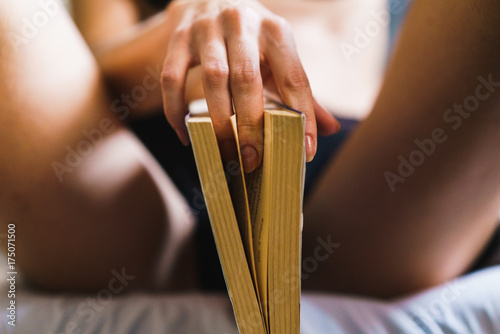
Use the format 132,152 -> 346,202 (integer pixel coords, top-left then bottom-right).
1,263 -> 499,334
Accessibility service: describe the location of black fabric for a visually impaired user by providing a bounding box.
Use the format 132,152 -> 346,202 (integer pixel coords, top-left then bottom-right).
304,117 -> 358,201
468,225 -> 500,273
129,114 -> 225,291
123,0 -> 500,292
144,0 -> 172,9
129,113 -> 357,290
129,113 -> 500,292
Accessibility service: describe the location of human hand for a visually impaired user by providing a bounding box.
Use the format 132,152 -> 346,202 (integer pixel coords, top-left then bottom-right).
161,0 -> 340,172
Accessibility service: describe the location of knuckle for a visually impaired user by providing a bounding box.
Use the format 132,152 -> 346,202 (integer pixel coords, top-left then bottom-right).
221,6 -> 242,23
262,16 -> 292,42
236,110 -> 262,131
274,16 -> 292,33
170,27 -> 190,44
237,117 -> 261,131
193,17 -> 216,34
282,68 -> 310,91
221,6 -> 262,36
161,67 -> 182,89
203,62 -> 229,86
231,62 -> 261,90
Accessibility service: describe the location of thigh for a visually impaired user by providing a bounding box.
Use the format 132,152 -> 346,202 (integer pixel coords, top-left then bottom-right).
0,1 -> 197,292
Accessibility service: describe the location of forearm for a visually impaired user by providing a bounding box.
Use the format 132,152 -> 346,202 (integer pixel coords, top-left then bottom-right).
94,11 -> 206,116
77,0 -> 339,165
73,0 -> 182,115
95,13 -> 169,114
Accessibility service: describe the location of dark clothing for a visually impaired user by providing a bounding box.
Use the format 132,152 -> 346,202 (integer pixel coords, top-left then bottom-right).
144,0 -> 171,9
130,0 -> 499,289
129,114 -> 358,290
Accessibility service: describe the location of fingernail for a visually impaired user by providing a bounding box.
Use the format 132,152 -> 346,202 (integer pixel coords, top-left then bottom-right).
305,135 -> 316,162
241,145 -> 258,173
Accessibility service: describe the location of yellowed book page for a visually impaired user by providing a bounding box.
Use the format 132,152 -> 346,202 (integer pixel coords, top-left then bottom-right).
186,116 -> 266,334
246,119 -> 271,329
266,110 -> 304,334
245,163 -> 268,322
229,115 -> 258,286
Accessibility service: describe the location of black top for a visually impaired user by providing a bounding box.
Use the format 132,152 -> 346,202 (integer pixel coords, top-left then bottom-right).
144,0 -> 172,9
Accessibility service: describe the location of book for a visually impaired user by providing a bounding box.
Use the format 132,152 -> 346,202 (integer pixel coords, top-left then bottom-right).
186,98 -> 305,334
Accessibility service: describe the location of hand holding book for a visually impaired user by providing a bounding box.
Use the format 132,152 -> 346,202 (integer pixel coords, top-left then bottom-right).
187,98 -> 306,333
159,0 -> 340,172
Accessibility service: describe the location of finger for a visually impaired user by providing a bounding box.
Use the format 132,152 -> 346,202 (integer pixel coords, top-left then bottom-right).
197,23 -> 237,162
263,61 -> 340,137
161,28 -> 193,146
225,11 -> 264,173
262,18 -> 317,161
313,98 -> 341,136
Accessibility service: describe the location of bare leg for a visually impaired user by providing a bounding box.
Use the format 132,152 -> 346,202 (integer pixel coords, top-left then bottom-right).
303,0 -> 500,298
0,1 -> 197,291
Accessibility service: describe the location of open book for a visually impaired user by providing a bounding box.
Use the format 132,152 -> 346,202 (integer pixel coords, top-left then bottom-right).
186,99 -> 305,334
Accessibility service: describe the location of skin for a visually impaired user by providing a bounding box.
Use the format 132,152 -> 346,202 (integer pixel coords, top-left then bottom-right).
1,0 -> 499,299
303,0 -> 500,297
0,0 -> 198,292
92,0 -> 340,172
